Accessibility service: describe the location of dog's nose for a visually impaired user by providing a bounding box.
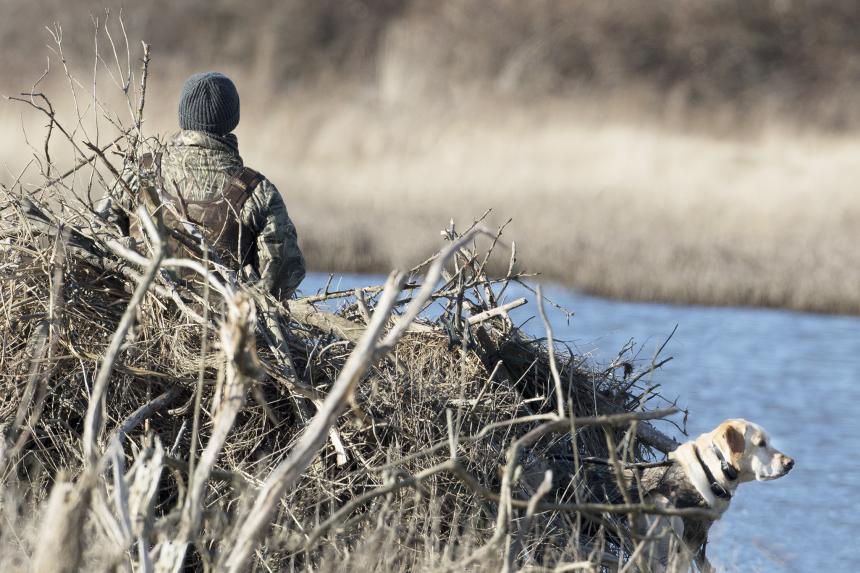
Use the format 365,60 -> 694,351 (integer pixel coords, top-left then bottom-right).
782,456 -> 795,471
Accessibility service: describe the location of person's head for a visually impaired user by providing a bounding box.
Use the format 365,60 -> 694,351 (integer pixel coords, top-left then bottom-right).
177,71 -> 240,136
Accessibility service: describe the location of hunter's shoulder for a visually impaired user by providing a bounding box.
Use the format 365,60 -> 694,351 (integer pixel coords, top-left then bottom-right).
246,172 -> 286,204
241,173 -> 296,228
245,168 -> 273,188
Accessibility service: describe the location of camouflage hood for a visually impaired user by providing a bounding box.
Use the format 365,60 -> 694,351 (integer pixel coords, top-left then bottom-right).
160,130 -> 245,201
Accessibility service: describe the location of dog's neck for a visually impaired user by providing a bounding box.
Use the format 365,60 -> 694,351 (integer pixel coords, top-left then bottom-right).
670,442 -> 739,510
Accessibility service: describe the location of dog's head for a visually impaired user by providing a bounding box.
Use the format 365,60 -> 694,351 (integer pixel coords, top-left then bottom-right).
713,419 -> 794,482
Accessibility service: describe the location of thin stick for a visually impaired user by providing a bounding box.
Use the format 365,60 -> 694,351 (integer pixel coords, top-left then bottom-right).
507,470 -> 554,572
187,249 -> 210,484
179,292 -> 259,543
537,285 -> 565,417
115,386 -> 181,442
354,288 -> 372,323
134,42 -> 150,141
467,297 -> 527,325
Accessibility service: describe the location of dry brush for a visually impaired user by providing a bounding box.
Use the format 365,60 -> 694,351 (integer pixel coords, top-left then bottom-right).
0,28 -> 697,572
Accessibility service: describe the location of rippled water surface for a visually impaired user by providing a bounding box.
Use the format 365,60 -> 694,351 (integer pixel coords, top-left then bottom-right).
303,273 -> 860,572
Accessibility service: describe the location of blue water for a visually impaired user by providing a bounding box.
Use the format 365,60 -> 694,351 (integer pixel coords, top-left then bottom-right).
301,273 -> 860,572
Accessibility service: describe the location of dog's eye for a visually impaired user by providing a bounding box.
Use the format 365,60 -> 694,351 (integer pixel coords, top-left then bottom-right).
756,438 -> 767,448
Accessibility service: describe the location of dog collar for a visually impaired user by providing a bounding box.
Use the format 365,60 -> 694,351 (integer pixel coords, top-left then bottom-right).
693,444 -> 732,500
711,444 -> 739,482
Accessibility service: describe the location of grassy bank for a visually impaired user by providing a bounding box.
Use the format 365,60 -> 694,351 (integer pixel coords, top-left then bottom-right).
2,2 -> 859,315
3,92 -> 858,315
242,99 -> 860,315
5,0 -> 860,129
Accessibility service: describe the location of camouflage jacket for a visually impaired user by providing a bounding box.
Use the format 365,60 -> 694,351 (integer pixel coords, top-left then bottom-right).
107,130 -> 305,299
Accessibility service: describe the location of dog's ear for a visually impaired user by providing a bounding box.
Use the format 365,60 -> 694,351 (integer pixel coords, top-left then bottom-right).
724,424 -> 746,455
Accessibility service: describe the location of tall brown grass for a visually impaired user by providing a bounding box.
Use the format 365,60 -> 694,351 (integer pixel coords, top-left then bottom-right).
241,98 -> 860,314
3,3 -> 860,314
5,0 -> 860,128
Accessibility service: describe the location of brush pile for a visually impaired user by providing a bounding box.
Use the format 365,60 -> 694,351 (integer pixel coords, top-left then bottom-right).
0,36 -> 691,573
0,185 -> 687,571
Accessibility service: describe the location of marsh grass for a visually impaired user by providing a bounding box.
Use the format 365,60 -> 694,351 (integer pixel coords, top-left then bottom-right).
248,100 -> 860,315
6,90 -> 858,315
4,2 -> 860,314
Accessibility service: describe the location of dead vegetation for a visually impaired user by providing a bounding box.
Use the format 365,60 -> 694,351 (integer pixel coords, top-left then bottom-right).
7,0 -> 860,127
12,0 -> 860,131
0,174 -> 693,571
0,25 -> 706,572
3,6 -> 860,316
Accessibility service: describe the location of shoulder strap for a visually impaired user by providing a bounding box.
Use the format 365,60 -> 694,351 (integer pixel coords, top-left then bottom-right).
221,167 -> 264,208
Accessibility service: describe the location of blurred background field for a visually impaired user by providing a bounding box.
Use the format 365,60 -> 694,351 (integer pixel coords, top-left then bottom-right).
2,0 -> 860,313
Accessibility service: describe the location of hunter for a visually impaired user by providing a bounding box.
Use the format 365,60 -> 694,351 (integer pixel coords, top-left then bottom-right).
103,71 -> 305,300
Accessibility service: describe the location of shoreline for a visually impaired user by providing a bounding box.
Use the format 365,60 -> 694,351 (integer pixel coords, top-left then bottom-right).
302,264 -> 860,318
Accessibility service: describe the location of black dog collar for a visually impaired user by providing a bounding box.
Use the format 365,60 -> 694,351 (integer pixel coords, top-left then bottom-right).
712,444 -> 740,482
693,444 -> 733,500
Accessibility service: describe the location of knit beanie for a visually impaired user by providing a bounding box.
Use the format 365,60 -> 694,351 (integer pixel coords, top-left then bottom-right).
178,72 -> 240,135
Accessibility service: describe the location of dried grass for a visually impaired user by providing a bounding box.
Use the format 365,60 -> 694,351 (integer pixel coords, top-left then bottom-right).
5,1 -> 860,127
249,100 -> 860,315
3,4 -> 859,315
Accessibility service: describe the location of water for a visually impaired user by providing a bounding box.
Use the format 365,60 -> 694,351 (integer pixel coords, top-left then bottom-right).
302,273 -> 860,572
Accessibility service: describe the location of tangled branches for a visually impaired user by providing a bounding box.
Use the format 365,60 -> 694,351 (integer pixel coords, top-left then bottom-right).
0,23 -> 692,573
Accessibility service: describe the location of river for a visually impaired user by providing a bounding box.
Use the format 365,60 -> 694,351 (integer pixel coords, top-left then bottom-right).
302,273 -> 859,572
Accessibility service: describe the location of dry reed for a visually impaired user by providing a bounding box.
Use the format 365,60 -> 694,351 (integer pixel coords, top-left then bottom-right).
3,5 -> 859,315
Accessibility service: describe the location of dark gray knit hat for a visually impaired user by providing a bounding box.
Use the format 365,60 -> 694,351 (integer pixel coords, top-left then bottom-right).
178,72 -> 240,135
